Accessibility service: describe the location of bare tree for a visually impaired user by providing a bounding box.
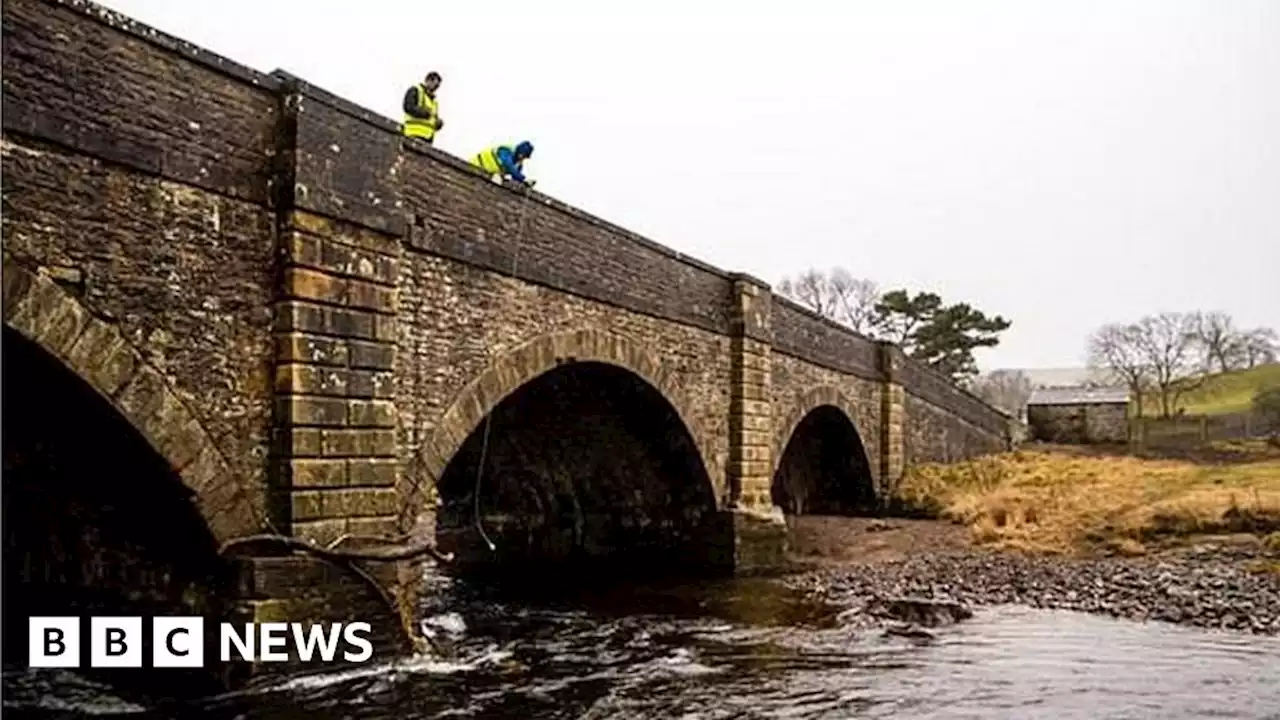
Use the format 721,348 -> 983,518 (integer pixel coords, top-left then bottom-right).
1239,327 -> 1278,368
777,267 -> 882,335
778,269 -> 837,318
830,270 -> 881,334
969,369 -> 1033,419
1191,311 -> 1243,374
1133,312 -> 1212,417
1087,323 -> 1151,417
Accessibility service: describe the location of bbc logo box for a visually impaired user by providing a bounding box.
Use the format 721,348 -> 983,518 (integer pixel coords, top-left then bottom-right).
29,616 -> 204,668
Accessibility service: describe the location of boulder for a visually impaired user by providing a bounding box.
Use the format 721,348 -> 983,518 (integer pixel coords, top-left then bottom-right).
866,596 -> 973,627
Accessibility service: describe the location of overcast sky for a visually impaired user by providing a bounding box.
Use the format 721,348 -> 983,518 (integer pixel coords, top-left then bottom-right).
96,0 -> 1280,370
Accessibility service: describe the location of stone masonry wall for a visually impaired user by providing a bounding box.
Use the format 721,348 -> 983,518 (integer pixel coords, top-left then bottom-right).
1084,403 -> 1129,444
770,352 -> 884,489
1028,402 -> 1128,445
2,0 -> 281,525
904,394 -> 1010,467
394,251 -> 735,523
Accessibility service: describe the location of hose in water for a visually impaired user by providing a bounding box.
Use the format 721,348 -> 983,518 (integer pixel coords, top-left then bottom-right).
472,182 -> 535,553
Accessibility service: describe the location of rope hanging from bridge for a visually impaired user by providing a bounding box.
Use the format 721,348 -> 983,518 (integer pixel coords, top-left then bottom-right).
472,183 -> 536,554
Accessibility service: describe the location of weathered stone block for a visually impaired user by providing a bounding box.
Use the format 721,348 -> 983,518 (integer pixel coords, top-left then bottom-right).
290,210 -> 337,239
347,459 -> 398,487
325,306 -> 377,339
282,428 -> 322,456
731,383 -> 769,402
148,392 -> 207,472
276,363 -> 349,396
730,506 -> 787,574
283,231 -> 323,268
373,314 -> 396,342
275,301 -> 327,335
348,399 -> 396,428
320,428 -> 396,457
738,351 -> 770,371
4,272 -> 64,343
115,365 -> 167,428
292,519 -> 348,546
728,459 -> 772,477
66,318 -> 130,394
276,333 -> 349,366
284,266 -> 347,306
198,486 -> 260,542
279,395 -> 348,426
317,239 -> 399,286
292,488 -> 398,521
347,516 -> 398,538
42,291 -> 91,360
737,430 -> 771,447
1,256 -> 33,316
346,369 -> 394,399
288,458 -> 347,488
181,443 -> 229,497
345,277 -> 396,314
349,340 -> 395,370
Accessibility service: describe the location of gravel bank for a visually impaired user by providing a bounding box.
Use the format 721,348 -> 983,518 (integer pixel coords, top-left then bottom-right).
784,541 -> 1280,635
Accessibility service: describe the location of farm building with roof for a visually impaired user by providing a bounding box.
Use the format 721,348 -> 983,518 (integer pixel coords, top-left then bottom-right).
1026,386 -> 1131,444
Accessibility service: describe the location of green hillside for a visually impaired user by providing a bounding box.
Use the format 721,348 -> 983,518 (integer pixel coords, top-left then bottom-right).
1141,363 -> 1280,416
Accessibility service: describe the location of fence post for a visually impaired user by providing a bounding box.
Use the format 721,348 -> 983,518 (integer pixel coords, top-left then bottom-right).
1199,415 -> 1209,443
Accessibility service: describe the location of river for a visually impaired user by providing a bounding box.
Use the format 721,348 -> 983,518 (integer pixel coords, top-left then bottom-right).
4,572 -> 1280,719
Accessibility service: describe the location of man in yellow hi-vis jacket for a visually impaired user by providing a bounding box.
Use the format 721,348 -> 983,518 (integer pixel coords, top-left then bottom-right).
402,71 -> 443,143
471,141 -> 535,187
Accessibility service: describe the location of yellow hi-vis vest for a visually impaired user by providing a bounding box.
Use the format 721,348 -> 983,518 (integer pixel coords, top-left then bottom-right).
471,145 -> 515,176
403,84 -> 439,139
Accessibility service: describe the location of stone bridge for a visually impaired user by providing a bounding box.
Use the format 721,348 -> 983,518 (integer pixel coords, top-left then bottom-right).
1,0 -> 1010,668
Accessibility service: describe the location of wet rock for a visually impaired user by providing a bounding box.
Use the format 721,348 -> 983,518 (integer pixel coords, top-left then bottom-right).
866,596 -> 973,627
785,542 -> 1280,637
883,623 -> 936,641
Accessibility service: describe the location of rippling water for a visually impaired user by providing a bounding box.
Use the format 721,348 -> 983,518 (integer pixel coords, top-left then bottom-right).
6,573 -> 1280,719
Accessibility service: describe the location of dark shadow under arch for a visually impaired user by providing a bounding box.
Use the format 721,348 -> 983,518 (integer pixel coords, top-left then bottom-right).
435,361 -> 727,582
2,327 -> 233,696
772,405 -> 876,515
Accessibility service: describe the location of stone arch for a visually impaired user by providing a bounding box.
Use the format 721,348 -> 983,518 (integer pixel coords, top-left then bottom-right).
773,385 -> 880,511
410,327 -> 720,524
2,253 -> 260,544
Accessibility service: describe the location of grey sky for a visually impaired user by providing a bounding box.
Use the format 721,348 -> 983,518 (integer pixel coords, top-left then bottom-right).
96,0 -> 1280,370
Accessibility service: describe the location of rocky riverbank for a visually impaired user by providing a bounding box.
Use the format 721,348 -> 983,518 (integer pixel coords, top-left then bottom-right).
782,517 -> 1280,635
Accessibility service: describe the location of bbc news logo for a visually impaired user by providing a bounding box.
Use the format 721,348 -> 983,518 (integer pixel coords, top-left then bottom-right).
29,617 -> 373,668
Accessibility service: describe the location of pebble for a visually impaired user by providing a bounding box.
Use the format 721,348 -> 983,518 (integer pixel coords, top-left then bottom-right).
785,544 -> 1280,635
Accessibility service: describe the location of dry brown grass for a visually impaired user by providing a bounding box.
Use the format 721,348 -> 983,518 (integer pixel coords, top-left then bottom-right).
895,443 -> 1280,555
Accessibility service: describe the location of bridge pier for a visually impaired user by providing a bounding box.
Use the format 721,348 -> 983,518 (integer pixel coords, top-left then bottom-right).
220,555 -> 423,682
725,274 -> 789,572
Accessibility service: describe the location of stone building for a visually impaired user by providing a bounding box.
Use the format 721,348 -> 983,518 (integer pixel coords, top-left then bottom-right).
1026,387 -> 1131,444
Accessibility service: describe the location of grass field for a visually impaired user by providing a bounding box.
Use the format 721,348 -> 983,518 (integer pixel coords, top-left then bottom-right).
895,441 -> 1280,555
1140,363 -> 1280,417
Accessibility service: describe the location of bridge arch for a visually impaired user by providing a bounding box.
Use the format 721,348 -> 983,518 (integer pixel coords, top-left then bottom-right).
413,327 -> 724,576
772,386 -> 878,515
2,254 -> 260,543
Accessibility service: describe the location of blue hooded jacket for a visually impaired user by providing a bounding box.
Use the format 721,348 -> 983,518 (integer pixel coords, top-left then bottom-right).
495,141 -> 533,183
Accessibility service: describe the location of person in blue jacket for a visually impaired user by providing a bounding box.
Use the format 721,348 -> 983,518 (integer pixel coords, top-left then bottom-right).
471,141 -> 535,187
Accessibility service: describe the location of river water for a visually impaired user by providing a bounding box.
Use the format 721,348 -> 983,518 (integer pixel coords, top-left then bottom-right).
5,572 -> 1280,719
